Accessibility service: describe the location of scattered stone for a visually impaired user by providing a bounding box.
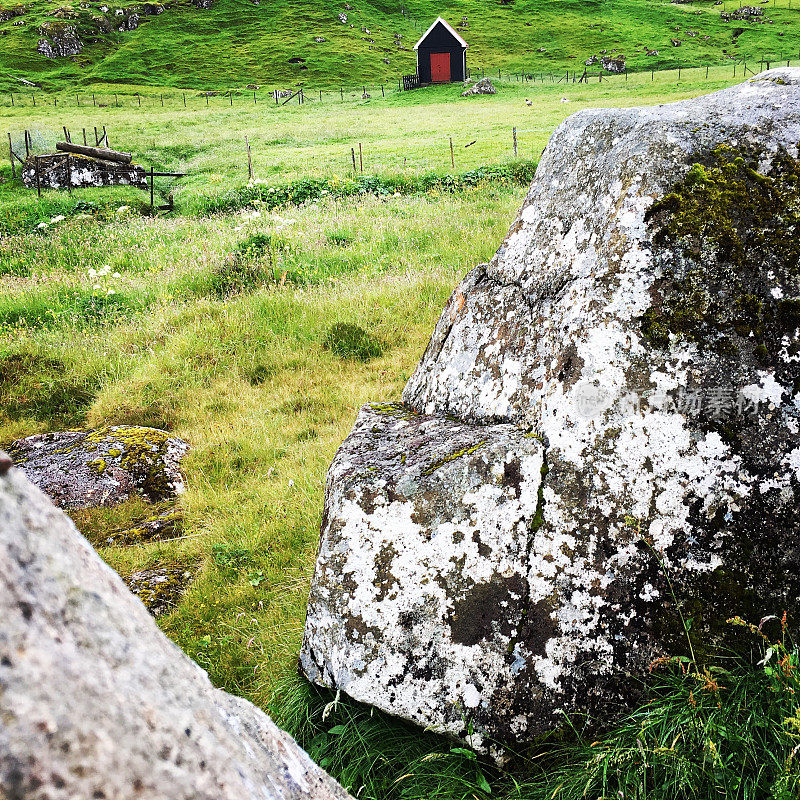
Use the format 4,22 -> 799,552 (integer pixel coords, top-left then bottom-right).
584,54 -> 599,65
601,54 -> 625,73
8,426 -> 189,509
118,11 -> 139,30
0,6 -> 24,21
461,77 -> 496,96
194,0 -> 213,7
338,11 -> 347,23
314,35 -> 326,42
671,37 -> 682,45
0,456 -> 354,800
302,70 -> 800,748
722,4 -> 763,20
646,48 -> 659,55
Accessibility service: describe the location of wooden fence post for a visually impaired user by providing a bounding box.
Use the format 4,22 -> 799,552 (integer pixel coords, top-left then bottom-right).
351,147 -> 357,173
24,130 -> 29,159
449,136 -> 455,169
35,156 -> 41,197
83,128 -> 87,146
245,135 -> 253,181
150,166 -> 154,211
8,133 -> 15,179
513,127 -> 517,158
359,142 -> 363,172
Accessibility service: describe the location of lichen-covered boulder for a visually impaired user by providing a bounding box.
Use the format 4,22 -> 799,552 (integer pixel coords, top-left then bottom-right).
301,404 -> 544,746
0,455 -> 353,800
8,426 -> 188,509
302,70 -> 800,747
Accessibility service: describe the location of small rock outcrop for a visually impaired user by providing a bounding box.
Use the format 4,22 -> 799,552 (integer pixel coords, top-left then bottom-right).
8,426 -> 188,509
37,21 -> 83,57
0,457 -> 354,800
461,77 -> 496,96
601,55 -> 625,73
301,71 -> 800,748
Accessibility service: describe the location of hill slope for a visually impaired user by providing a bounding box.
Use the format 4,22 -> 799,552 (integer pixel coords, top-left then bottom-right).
1,0 -> 800,93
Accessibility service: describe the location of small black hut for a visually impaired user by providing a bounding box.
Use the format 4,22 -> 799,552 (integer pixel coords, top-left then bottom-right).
414,17 -> 468,84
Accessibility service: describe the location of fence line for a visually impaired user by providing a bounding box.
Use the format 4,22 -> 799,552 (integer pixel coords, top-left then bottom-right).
2,55 -> 798,112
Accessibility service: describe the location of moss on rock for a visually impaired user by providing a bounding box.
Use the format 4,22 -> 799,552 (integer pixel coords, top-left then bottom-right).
126,564 -> 195,617
642,144 -> 800,355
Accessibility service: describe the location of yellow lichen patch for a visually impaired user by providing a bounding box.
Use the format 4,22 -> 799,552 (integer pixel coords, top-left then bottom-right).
88,457 -> 107,474
83,425 -> 187,501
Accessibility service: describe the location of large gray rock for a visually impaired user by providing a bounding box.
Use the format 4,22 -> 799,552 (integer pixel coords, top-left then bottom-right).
0,455 -> 354,800
302,70 -> 800,747
9,426 -> 188,509
301,404 -> 544,748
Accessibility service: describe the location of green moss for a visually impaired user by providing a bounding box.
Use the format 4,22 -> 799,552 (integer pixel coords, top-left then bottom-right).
83,425 -> 182,501
370,402 -> 418,421
422,441 -> 487,476
88,457 -> 107,473
642,144 -> 800,352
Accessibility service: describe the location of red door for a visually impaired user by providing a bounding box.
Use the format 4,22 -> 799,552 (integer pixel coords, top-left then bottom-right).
430,52 -> 451,82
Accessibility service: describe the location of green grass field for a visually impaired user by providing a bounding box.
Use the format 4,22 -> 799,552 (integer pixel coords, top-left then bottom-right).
2,45 -> 800,799
1,0 -> 800,94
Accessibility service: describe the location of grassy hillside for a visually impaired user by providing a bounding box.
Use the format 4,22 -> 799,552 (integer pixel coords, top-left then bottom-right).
2,21 -> 800,798
1,0 -> 800,93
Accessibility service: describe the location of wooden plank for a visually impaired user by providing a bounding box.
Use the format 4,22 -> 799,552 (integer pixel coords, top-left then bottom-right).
55,142 -> 132,164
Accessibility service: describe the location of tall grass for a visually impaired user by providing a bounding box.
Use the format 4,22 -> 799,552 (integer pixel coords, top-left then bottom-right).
272,619 -> 800,800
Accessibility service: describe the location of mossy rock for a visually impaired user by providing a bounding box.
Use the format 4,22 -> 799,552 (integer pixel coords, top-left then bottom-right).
125,565 -> 195,617
8,426 -> 189,509
69,499 -> 185,548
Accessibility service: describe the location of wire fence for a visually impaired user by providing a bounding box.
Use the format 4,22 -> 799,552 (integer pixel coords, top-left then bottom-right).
2,51 -> 797,112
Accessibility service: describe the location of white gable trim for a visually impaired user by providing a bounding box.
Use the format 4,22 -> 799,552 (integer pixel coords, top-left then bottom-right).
414,17 -> 468,50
